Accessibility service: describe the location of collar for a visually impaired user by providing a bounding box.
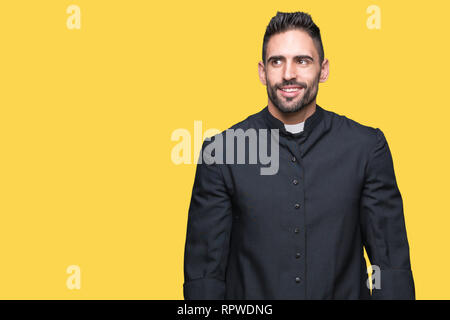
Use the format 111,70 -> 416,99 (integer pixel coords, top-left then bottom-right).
262,104 -> 324,138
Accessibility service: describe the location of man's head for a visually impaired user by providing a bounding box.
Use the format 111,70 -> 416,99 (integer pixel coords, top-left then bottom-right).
258,11 -> 329,114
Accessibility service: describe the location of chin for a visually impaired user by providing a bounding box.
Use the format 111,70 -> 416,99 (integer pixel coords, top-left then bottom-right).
281,101 -> 305,112
277,105 -> 301,114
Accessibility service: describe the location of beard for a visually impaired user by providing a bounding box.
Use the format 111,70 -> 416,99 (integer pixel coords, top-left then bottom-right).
266,72 -> 320,114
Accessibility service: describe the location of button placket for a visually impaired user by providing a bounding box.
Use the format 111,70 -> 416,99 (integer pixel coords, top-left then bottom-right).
285,139 -> 305,292
291,153 -> 302,214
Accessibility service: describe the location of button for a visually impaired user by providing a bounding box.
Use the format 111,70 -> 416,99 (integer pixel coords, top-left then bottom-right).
296,252 -> 301,259
291,156 -> 297,162
292,179 -> 299,185
295,277 -> 301,283
294,203 -> 300,209
294,227 -> 300,234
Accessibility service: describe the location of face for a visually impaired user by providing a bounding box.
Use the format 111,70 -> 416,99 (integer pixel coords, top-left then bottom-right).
258,29 -> 329,113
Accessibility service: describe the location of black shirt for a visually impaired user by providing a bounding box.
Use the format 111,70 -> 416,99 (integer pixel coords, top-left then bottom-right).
183,105 -> 415,299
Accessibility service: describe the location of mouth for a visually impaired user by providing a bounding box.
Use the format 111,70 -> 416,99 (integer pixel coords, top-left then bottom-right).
278,86 -> 304,98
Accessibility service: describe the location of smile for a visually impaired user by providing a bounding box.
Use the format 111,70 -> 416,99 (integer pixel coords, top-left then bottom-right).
278,87 -> 303,98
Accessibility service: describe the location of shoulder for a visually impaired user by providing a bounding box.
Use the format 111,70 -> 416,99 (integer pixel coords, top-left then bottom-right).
203,108 -> 265,146
323,107 -> 384,151
228,108 -> 264,131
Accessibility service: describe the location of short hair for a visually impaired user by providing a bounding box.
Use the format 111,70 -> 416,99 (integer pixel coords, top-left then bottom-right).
262,11 -> 325,65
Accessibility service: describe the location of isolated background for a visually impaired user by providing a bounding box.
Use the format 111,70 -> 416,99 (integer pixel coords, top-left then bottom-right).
0,0 -> 448,299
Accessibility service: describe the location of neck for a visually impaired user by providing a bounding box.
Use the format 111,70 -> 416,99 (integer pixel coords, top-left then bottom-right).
268,99 -> 317,125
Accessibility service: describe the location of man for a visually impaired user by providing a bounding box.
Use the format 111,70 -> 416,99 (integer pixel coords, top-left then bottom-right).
183,11 -> 415,300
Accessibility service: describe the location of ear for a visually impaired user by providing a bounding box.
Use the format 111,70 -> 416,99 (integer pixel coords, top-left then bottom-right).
319,58 -> 329,83
258,61 -> 267,86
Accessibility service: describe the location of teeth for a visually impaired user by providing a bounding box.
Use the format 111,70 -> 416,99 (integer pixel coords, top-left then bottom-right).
281,88 -> 300,92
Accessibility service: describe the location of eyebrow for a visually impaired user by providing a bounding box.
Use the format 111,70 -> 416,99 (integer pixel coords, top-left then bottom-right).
267,55 -> 314,64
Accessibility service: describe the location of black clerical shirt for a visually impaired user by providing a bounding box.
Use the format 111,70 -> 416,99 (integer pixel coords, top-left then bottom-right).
183,105 -> 415,300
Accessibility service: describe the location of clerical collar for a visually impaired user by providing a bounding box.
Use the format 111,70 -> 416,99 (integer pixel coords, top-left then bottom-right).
284,121 -> 304,134
262,104 -> 324,138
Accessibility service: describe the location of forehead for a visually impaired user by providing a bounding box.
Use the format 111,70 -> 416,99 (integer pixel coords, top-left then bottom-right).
266,29 -> 318,60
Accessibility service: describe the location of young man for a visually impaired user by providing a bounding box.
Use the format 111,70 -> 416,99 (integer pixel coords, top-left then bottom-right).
183,11 -> 415,300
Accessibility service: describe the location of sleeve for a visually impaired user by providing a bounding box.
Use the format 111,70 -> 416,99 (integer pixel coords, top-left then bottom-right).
183,139 -> 233,300
360,128 -> 415,300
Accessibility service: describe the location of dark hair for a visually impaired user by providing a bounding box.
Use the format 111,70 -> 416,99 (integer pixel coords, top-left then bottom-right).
262,11 -> 324,65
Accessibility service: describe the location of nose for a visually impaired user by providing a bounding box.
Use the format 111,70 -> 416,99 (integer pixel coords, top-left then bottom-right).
283,60 -> 297,80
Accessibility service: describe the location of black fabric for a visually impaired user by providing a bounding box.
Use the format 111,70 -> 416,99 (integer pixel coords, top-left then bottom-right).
183,105 -> 415,300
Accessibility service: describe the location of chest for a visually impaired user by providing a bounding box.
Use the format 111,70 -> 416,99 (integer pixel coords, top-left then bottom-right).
227,139 -> 366,223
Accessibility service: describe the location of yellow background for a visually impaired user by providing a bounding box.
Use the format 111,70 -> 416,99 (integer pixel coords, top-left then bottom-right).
0,0 -> 448,299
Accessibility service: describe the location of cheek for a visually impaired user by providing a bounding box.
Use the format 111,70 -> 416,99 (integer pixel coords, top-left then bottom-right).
266,70 -> 282,84
300,68 -> 317,78
303,70 -> 321,87
267,78 -> 279,90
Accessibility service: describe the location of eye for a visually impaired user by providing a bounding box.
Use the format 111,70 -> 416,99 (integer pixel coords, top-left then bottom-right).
271,59 -> 281,66
297,58 -> 307,65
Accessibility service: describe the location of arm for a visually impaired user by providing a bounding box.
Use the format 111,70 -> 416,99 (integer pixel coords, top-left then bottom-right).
183,139 -> 233,300
360,128 -> 415,299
